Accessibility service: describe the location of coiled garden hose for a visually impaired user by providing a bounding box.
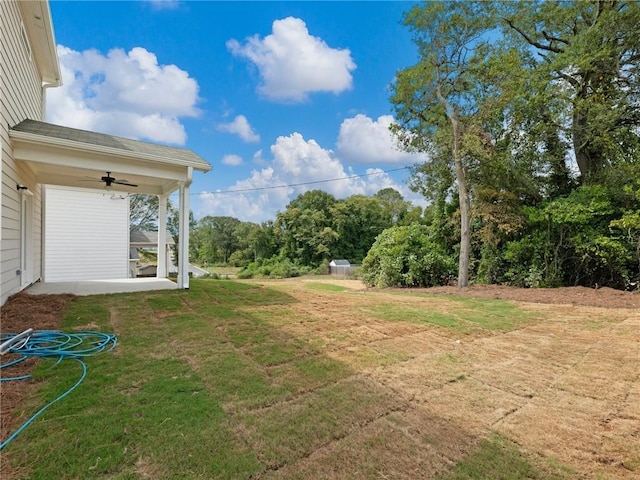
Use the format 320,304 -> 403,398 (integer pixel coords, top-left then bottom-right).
0,329 -> 117,450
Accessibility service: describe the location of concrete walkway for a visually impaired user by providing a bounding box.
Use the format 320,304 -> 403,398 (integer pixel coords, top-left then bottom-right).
26,278 -> 179,296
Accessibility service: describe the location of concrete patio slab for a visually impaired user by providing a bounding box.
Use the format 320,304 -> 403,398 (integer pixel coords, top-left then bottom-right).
25,278 -> 179,296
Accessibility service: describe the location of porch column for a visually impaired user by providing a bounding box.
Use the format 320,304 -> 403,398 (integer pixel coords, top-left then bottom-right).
157,193 -> 168,278
177,167 -> 192,289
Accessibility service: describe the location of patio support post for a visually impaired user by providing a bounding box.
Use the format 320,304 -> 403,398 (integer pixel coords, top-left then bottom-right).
157,193 -> 168,278
177,167 -> 192,289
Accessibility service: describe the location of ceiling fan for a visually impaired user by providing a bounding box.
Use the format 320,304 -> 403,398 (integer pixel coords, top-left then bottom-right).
80,171 -> 138,188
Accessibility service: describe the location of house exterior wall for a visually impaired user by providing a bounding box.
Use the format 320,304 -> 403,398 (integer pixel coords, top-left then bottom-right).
43,186 -> 129,282
1,0 -> 47,305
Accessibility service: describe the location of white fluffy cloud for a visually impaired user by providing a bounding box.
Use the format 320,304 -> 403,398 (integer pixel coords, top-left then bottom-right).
337,114 -> 426,164
221,154 -> 244,166
227,17 -> 356,102
46,45 -> 200,144
216,115 -> 260,142
196,132 -> 415,222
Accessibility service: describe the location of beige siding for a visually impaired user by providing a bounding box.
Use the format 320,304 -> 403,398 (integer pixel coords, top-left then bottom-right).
44,186 -> 129,282
1,0 -> 47,304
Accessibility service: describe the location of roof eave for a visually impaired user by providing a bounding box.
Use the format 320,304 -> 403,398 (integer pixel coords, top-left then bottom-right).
19,0 -> 62,88
9,129 -> 212,173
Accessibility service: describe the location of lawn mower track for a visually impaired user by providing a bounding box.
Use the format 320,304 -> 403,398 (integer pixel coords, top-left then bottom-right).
241,279 -> 640,479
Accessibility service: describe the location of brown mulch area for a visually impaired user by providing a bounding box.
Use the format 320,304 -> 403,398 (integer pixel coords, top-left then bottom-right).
1,293 -> 75,456
411,284 -> 640,309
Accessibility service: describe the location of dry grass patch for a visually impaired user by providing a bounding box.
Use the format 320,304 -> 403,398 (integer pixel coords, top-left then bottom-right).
244,278 -> 640,479
232,375 -> 404,470
261,409 -> 477,480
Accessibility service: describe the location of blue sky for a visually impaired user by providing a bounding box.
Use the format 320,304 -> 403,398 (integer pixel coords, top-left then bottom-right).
47,0 -> 426,222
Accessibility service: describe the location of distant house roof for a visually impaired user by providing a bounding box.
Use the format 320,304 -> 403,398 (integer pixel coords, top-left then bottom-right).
137,264 -> 158,277
330,259 -> 351,266
11,120 -> 211,171
130,230 -> 175,246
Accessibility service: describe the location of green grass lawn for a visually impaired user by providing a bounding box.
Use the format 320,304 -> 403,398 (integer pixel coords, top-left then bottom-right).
4,279 -> 571,479
368,295 -> 539,334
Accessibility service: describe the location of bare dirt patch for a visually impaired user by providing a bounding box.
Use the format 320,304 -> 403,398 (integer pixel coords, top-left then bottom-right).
286,276 -> 640,308
413,284 -> 640,309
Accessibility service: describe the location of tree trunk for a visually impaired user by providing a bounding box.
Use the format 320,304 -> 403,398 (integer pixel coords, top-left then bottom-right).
572,74 -> 608,181
541,112 -> 572,197
572,107 -> 597,180
451,110 -> 471,288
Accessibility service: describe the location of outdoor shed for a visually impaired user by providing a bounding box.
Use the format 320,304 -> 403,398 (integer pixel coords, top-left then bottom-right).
329,259 -> 351,276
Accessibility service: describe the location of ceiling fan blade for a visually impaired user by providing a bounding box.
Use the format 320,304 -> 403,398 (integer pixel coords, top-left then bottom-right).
74,172 -> 137,188
113,180 -> 138,187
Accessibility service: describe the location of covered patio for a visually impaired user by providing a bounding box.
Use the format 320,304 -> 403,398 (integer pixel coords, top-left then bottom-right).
26,277 -> 178,296
9,119 -> 212,294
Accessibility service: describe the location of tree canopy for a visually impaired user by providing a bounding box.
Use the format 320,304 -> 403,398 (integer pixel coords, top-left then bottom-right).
382,0 -> 640,290
390,1 -> 507,287
500,0 -> 640,180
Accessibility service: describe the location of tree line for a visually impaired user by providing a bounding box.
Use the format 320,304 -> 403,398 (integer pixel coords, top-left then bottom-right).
188,188 -> 422,276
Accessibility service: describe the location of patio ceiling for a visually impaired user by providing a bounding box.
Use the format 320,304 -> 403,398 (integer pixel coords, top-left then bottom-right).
10,119 -> 212,195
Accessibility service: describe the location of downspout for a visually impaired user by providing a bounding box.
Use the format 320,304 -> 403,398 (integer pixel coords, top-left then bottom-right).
41,81 -> 59,122
38,81 -> 59,285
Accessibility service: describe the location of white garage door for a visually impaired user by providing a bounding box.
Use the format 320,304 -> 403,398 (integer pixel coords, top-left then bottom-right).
44,186 -> 129,282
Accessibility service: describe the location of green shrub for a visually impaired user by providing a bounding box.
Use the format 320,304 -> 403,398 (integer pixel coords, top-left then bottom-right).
237,257 -> 312,279
361,224 -> 456,288
236,270 -> 253,279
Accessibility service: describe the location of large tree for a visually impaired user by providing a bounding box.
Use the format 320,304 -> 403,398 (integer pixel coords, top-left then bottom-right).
192,216 -> 241,264
374,188 -> 422,226
129,193 -> 182,236
501,0 -> 640,180
230,220 -> 280,265
331,195 -> 389,263
129,194 -> 160,231
390,1 -> 501,287
276,190 -> 338,266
